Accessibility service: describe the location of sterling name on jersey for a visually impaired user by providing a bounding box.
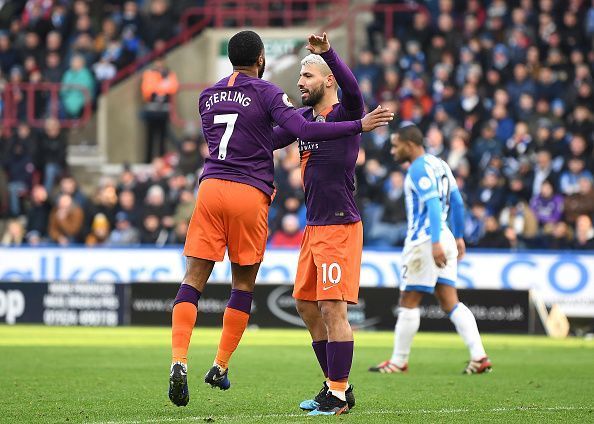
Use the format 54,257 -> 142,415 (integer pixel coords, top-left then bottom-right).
199,72 -> 297,197
404,154 -> 458,246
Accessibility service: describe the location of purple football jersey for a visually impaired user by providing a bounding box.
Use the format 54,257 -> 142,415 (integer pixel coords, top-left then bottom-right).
273,48 -> 365,225
199,72 -> 363,196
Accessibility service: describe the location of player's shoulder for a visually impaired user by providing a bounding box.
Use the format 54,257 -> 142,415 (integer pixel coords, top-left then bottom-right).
297,106 -> 311,116
409,155 -> 430,173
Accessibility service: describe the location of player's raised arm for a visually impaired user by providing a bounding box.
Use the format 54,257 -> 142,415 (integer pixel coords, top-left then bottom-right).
307,33 -> 364,115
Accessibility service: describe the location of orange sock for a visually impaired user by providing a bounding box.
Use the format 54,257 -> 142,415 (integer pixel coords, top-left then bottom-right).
171,302 -> 197,364
215,307 -> 250,369
328,379 -> 348,392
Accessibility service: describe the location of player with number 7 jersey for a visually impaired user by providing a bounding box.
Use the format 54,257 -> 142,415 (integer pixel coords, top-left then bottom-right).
168,30 -> 393,408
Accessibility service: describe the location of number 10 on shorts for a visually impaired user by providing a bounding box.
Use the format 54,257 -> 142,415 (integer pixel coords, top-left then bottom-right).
321,262 -> 342,286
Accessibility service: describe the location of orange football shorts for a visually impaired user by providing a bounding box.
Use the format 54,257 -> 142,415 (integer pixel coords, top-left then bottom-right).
293,221 -> 363,304
183,178 -> 270,265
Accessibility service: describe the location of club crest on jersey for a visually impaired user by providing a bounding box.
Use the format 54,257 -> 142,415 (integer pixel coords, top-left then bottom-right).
315,114 -> 326,123
282,93 -> 293,108
418,176 -> 432,190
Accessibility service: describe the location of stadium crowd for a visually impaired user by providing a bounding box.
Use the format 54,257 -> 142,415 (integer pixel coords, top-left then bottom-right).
1,0 -> 594,250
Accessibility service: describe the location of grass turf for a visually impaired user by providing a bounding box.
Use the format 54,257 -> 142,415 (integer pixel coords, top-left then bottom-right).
0,326 -> 593,423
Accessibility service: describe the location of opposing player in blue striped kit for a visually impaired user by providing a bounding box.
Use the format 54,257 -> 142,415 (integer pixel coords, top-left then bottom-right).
369,123 -> 492,375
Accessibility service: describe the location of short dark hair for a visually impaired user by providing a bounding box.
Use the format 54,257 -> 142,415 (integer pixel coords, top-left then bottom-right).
397,124 -> 424,146
228,30 -> 264,67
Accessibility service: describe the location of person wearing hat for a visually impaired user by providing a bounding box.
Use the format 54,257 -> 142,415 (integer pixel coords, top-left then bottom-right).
85,213 -> 111,246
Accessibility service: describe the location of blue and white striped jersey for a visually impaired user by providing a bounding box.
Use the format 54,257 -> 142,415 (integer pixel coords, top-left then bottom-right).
404,154 -> 458,246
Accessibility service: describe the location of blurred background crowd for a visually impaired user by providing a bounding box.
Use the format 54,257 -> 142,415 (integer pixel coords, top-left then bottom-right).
1,0 -> 594,251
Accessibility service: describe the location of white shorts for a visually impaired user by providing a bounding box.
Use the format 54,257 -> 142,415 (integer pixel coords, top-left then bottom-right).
400,229 -> 458,294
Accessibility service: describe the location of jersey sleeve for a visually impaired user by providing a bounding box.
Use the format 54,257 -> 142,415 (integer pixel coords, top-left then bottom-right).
261,83 -> 362,142
272,125 -> 297,150
409,161 -> 439,202
320,48 -> 364,117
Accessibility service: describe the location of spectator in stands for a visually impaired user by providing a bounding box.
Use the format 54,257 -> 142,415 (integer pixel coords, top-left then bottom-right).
121,1 -> 145,37
366,169 -> 407,247
531,149 -> 558,198
471,168 -> 506,216
85,212 -> 111,246
175,135 -> 203,179
48,193 -> 84,245
91,184 -> 119,228
559,157 -> 593,195
3,130 -> 34,216
140,213 -> 168,245
60,53 -> 95,118
471,120 -> 501,171
108,211 -> 141,246
530,178 -> 564,233
573,214 -> 594,250
140,56 -> 179,162
352,49 -> 381,90
57,175 -> 89,210
269,213 -> 303,248
43,51 -> 64,83
499,199 -> 539,247
116,188 -> 142,229
464,202 -> 487,247
39,118 -> 67,193
144,0 -> 176,50
1,218 -> 25,246
564,176 -> 594,225
0,31 -> 18,75
544,221 -> 574,250
476,216 -> 510,249
26,184 -> 51,241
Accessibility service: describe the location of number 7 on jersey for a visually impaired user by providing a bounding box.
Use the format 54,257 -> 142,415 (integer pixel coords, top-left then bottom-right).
214,113 -> 238,160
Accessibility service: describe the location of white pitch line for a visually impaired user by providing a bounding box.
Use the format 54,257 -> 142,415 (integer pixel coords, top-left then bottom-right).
90,406 -> 592,424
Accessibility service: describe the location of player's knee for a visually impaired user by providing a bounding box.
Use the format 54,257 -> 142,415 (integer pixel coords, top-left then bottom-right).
399,291 -> 423,308
319,301 -> 348,325
295,300 -> 318,319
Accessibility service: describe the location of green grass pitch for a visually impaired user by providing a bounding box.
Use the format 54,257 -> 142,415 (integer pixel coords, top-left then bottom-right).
0,326 -> 593,423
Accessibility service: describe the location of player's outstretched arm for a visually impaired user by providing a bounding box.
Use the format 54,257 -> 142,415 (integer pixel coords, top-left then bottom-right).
272,126 -> 297,151
306,33 -> 364,115
275,104 -> 393,142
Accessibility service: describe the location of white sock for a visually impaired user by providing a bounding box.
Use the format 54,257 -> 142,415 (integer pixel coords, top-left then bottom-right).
329,389 -> 346,401
390,307 -> 420,367
449,303 -> 487,361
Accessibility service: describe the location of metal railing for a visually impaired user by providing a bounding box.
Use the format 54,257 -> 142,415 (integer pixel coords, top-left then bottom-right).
1,82 -> 92,129
180,0 -> 349,30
